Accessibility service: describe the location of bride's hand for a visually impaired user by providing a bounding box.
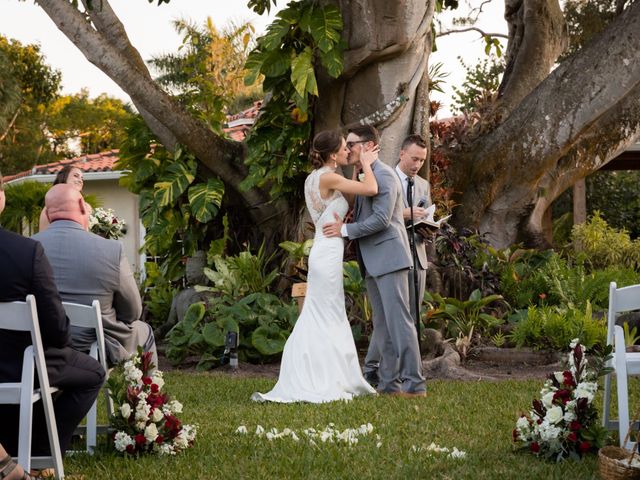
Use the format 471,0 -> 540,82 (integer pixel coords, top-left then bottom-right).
360,145 -> 380,168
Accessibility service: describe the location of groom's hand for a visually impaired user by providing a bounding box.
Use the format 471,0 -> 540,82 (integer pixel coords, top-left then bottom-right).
322,213 -> 344,238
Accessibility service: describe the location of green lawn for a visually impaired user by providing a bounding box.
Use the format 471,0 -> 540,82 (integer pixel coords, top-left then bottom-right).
64,372 -> 637,479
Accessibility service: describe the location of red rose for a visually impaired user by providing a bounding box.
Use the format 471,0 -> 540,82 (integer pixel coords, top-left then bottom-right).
151,384 -> 160,394
135,433 -> 146,446
126,444 -> 135,454
142,377 -> 152,386
579,441 -> 591,453
569,421 -> 582,431
567,432 -> 578,442
512,429 -> 519,442
156,435 -> 165,444
530,442 -> 540,453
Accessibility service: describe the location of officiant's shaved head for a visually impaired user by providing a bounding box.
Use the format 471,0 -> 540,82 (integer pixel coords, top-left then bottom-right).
45,184 -> 89,228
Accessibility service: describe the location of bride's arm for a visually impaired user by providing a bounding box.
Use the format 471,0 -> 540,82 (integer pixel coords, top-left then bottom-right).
319,149 -> 378,200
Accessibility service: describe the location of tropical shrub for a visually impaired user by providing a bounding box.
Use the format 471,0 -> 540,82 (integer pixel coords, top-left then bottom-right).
165,294 -> 297,370
509,303 -> 606,351
570,211 -> 640,269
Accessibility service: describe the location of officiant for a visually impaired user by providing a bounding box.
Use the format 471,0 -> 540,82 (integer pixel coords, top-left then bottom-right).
363,134 -> 432,387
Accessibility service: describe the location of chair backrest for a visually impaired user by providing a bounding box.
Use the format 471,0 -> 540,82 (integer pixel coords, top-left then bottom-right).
607,281 -> 640,346
62,300 -> 107,372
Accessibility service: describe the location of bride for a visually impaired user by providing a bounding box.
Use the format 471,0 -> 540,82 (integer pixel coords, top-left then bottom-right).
252,130 -> 379,403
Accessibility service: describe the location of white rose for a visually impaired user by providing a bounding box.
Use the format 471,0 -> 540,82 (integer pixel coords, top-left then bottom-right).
151,408 -> 164,423
542,391 -> 556,409
120,403 -> 132,419
144,423 -> 158,443
554,372 -> 565,384
545,406 -> 564,425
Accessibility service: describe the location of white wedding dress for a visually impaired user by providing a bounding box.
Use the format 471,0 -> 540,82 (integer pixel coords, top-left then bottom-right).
252,166 -> 376,403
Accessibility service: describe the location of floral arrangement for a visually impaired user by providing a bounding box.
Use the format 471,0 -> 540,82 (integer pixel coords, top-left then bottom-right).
513,339 -> 610,461
107,348 -> 197,455
89,207 -> 127,240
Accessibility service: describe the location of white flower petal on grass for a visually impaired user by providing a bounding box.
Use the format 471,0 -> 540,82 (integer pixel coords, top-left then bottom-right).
376,442 -> 383,448
255,425 -> 265,436
235,425 -> 248,434
448,448 -> 466,459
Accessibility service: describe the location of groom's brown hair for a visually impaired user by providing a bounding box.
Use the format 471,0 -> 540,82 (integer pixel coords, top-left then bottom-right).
347,125 -> 379,145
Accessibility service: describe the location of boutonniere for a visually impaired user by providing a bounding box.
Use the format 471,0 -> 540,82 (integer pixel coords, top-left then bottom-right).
358,173 -> 365,182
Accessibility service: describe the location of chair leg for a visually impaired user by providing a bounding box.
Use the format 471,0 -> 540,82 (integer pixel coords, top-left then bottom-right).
602,371 -> 612,429
614,326 -> 632,449
17,360 -> 36,473
86,400 -> 97,454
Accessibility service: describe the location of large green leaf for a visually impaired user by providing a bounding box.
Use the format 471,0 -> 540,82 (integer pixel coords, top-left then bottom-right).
153,161 -> 196,207
260,19 -> 291,50
202,323 -> 225,347
308,5 -> 343,53
188,178 -> 224,223
252,324 -> 288,355
262,49 -> 292,78
319,48 -> 343,79
244,50 -> 266,86
291,47 -> 317,98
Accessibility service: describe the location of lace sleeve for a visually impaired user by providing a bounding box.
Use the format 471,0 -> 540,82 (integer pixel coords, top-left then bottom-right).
304,170 -> 324,224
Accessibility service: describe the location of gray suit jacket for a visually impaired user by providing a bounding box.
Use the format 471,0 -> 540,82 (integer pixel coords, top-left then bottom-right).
346,159 -> 412,277
399,171 -> 431,270
33,220 -> 144,363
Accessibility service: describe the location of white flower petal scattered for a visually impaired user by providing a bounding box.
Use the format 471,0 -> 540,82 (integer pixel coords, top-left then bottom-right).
235,425 -> 248,434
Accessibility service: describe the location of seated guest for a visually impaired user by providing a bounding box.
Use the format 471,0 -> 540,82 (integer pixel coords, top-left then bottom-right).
0,179 -> 105,458
33,184 -> 157,366
1,442 -> 34,479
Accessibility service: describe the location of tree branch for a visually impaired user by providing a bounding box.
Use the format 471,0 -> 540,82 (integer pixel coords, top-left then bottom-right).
0,107 -> 20,143
35,0 -> 269,208
80,0 -> 178,150
436,27 -> 508,39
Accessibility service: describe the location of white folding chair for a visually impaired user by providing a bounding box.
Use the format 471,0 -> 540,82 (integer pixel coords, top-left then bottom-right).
62,300 -> 113,454
0,295 -> 64,478
602,281 -> 640,450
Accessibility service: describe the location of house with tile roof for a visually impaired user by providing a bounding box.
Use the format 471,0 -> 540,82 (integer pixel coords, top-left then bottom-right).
4,150 -> 144,272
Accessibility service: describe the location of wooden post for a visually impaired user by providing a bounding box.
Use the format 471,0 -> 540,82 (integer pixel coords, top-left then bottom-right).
573,178 -> 587,224
291,283 -> 307,313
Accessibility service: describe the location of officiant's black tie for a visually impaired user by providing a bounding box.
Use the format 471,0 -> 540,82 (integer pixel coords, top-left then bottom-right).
406,176 -> 413,207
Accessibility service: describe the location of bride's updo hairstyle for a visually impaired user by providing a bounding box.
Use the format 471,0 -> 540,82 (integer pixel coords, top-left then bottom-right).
310,130 -> 342,169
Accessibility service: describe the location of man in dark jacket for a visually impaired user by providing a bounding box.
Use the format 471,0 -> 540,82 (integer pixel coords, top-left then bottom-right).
0,179 -> 105,456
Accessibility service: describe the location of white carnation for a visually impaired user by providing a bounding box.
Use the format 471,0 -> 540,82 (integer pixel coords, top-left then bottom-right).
168,400 -> 183,414
114,431 -> 133,452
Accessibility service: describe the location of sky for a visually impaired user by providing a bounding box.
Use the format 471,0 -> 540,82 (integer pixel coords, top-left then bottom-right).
0,0 -> 507,118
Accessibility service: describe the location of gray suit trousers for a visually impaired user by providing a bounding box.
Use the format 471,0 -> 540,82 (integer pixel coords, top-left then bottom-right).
366,269 -> 425,393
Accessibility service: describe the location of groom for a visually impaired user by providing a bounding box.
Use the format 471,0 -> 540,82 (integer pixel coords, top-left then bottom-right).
323,125 -> 426,397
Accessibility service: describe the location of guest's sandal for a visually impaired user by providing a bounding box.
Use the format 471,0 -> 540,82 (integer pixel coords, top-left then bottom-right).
0,455 -> 34,479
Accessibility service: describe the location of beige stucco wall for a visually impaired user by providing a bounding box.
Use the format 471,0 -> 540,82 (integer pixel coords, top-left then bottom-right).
82,179 -> 143,274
